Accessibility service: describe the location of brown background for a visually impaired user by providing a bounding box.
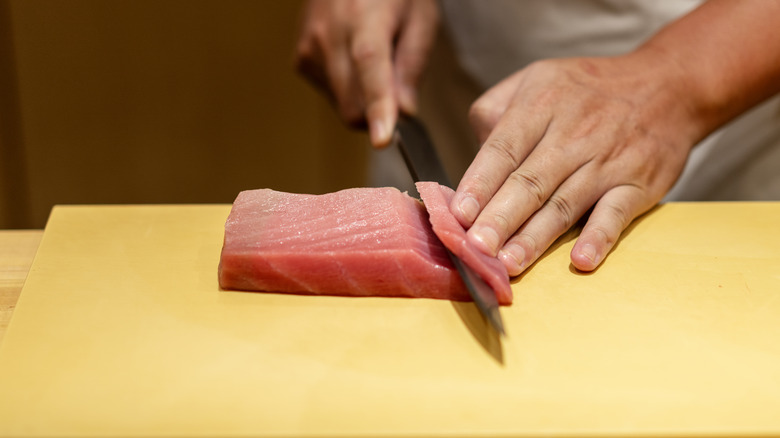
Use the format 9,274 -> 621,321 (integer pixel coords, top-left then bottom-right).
0,0 -> 369,229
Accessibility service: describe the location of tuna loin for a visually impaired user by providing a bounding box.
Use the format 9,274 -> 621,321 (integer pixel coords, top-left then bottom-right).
218,187 -> 473,301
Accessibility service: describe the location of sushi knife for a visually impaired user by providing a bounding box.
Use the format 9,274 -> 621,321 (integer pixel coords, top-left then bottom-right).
392,114 -> 506,336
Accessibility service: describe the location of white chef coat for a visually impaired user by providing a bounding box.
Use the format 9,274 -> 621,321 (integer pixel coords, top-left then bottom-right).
372,0 -> 780,201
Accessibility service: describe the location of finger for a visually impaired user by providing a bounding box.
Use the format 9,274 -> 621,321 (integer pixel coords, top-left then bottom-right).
295,31 -> 329,93
351,12 -> 400,147
298,44 -> 365,126
325,46 -> 366,125
294,1 -> 324,80
570,184 -> 651,272
294,5 -> 365,126
451,95 -> 551,229
393,0 -> 439,115
497,166 -> 605,276
294,4 -> 340,105
464,124 -> 587,257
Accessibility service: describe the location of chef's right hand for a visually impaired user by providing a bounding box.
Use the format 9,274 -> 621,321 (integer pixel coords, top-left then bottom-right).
295,0 -> 439,147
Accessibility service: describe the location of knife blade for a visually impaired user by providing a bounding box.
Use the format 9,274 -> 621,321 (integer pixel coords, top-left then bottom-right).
393,114 -> 506,336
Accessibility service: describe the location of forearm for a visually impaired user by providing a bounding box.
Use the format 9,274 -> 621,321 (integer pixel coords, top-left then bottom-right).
636,0 -> 780,140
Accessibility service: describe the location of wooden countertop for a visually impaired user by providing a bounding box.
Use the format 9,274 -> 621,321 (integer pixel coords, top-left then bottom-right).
0,230 -> 43,344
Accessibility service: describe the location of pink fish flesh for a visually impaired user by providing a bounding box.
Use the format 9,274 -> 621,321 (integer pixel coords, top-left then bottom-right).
415,182 -> 513,305
218,187 -> 474,301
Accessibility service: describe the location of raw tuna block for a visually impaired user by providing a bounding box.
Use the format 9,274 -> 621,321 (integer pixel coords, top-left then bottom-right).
218,187 -> 472,301
416,182 -> 513,305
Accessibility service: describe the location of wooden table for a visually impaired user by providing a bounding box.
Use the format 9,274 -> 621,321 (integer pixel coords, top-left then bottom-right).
0,230 -> 43,344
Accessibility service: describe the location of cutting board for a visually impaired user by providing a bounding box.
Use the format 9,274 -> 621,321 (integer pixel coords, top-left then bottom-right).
1,203 -> 779,436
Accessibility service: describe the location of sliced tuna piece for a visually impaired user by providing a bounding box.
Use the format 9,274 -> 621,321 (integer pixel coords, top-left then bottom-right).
218,187 -> 472,301
416,182 -> 513,305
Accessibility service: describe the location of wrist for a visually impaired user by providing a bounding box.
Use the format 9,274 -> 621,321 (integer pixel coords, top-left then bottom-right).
630,42 -> 727,145
606,47 -> 706,153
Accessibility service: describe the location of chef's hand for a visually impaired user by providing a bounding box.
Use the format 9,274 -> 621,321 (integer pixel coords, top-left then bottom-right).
295,0 -> 439,147
451,0 -> 780,277
451,53 -> 699,276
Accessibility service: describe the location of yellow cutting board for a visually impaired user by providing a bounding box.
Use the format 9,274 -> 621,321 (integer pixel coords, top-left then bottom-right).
1,203 -> 780,437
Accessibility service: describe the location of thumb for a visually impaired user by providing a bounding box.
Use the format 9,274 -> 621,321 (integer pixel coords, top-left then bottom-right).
351,11 -> 399,147
393,0 -> 440,115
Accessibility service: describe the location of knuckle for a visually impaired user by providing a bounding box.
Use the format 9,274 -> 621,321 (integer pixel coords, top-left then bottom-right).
300,21 -> 330,53
350,38 -> 381,65
605,201 -> 632,230
482,136 -> 524,168
506,169 -> 547,207
590,225 -> 616,248
546,195 -> 575,229
310,20 -> 332,43
587,207 -> 628,249
507,231 -> 542,265
490,209 -> 512,234
463,171 -> 494,201
468,100 -> 501,130
514,232 -> 540,254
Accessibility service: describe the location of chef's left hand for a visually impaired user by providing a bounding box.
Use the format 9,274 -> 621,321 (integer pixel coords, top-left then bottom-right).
451,53 -> 700,276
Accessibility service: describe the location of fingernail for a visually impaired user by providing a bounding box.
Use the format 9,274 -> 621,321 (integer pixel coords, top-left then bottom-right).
499,244 -> 526,276
370,119 -> 391,147
457,196 -> 480,224
469,226 -> 500,257
580,243 -> 600,265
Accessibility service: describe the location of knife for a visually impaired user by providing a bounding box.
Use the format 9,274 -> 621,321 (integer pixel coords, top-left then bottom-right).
392,114 -> 506,336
